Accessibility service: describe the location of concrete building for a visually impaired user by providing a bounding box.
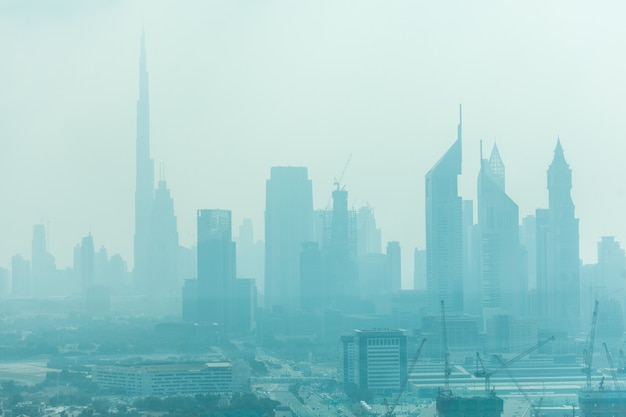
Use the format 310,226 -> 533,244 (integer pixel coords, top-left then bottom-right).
343,329 -> 408,394
93,362 -> 232,396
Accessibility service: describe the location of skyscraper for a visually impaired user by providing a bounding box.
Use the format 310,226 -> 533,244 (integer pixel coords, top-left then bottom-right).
477,144 -> 524,318
31,223 -> 55,296
197,209 -> 236,332
536,140 -> 580,334
356,206 -> 382,257
11,254 -> 30,297
148,179 -> 179,296
325,188 -> 359,309
425,107 -> 463,315
133,31 -> 155,294
80,234 -> 95,297
264,167 -> 314,312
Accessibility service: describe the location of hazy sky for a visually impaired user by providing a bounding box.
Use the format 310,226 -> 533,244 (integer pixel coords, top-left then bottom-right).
2,1 -> 626,287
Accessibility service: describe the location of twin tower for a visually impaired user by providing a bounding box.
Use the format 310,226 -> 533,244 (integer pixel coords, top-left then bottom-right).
426,107 -> 579,335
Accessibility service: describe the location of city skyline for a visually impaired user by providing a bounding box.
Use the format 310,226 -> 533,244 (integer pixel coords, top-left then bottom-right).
2,1 -> 626,287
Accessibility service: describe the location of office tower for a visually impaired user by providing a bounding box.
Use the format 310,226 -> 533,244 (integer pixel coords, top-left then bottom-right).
536,140 -> 580,334
358,253 -> 387,301
31,223 -> 56,296
300,242 -> 322,311
235,219 -> 264,295
80,234 -> 95,297
462,200 -> 481,316
597,236 -> 626,297
347,329 -> 408,394
265,167 -> 314,312
11,254 -> 31,297
477,144 -> 524,318
413,248 -> 426,290
133,31 -> 155,294
108,254 -> 127,294
231,278 -> 257,334
425,107 -> 463,315
357,206 -> 382,257
386,241 -> 401,293
147,179 -> 179,296
520,215 -> 537,290
197,209 -> 236,332
325,188 -> 359,309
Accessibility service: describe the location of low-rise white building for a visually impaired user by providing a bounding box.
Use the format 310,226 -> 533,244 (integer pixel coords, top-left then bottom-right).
93,362 -> 232,396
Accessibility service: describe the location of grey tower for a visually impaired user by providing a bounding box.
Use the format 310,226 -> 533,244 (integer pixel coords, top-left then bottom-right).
265,167 -> 314,312
537,139 -> 580,334
477,144 -> 524,318
425,107 -> 463,315
197,210 -> 235,331
148,179 -> 179,296
133,31 -> 155,293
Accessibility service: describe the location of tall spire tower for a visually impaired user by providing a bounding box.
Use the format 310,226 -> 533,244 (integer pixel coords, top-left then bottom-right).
134,30 -> 155,292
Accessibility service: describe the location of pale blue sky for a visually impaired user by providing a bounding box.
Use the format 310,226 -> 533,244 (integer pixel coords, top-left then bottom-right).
2,1 -> 626,287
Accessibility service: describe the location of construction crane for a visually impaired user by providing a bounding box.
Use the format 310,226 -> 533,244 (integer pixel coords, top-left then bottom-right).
333,153 -> 352,190
582,300 -> 599,390
602,342 -> 621,390
494,355 -> 544,417
618,341 -> 626,373
384,338 -> 427,417
441,300 -> 452,393
474,336 -> 555,395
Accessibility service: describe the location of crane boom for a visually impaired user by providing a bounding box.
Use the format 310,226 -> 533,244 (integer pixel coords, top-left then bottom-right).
494,355 -> 543,417
583,300 -> 599,390
602,342 -> 621,390
474,336 -> 555,394
385,338 -> 427,417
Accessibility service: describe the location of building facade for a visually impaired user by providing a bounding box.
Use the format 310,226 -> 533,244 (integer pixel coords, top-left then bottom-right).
133,31 -> 155,294
93,362 -> 232,396
265,167 -> 314,312
536,140 -> 580,335
425,108 -> 464,315
343,329 -> 408,394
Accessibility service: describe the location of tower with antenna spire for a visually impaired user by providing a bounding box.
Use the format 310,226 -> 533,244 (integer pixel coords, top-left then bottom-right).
425,105 -> 464,315
477,143 -> 524,328
536,139 -> 580,334
133,30 -> 155,294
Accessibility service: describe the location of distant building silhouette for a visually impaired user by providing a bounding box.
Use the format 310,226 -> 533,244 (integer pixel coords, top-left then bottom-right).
148,179 -> 179,296
324,188 -> 359,309
425,107 -> 463,315
462,199 -> 481,317
478,144 -> 524,319
11,254 -> 31,297
299,241 -> 322,311
264,167 -> 313,312
197,209 -> 236,333
536,139 -> 580,335
80,234 -> 95,297
133,31 -> 155,294
356,206 -> 382,257
31,223 -> 56,296
235,219 -> 264,297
